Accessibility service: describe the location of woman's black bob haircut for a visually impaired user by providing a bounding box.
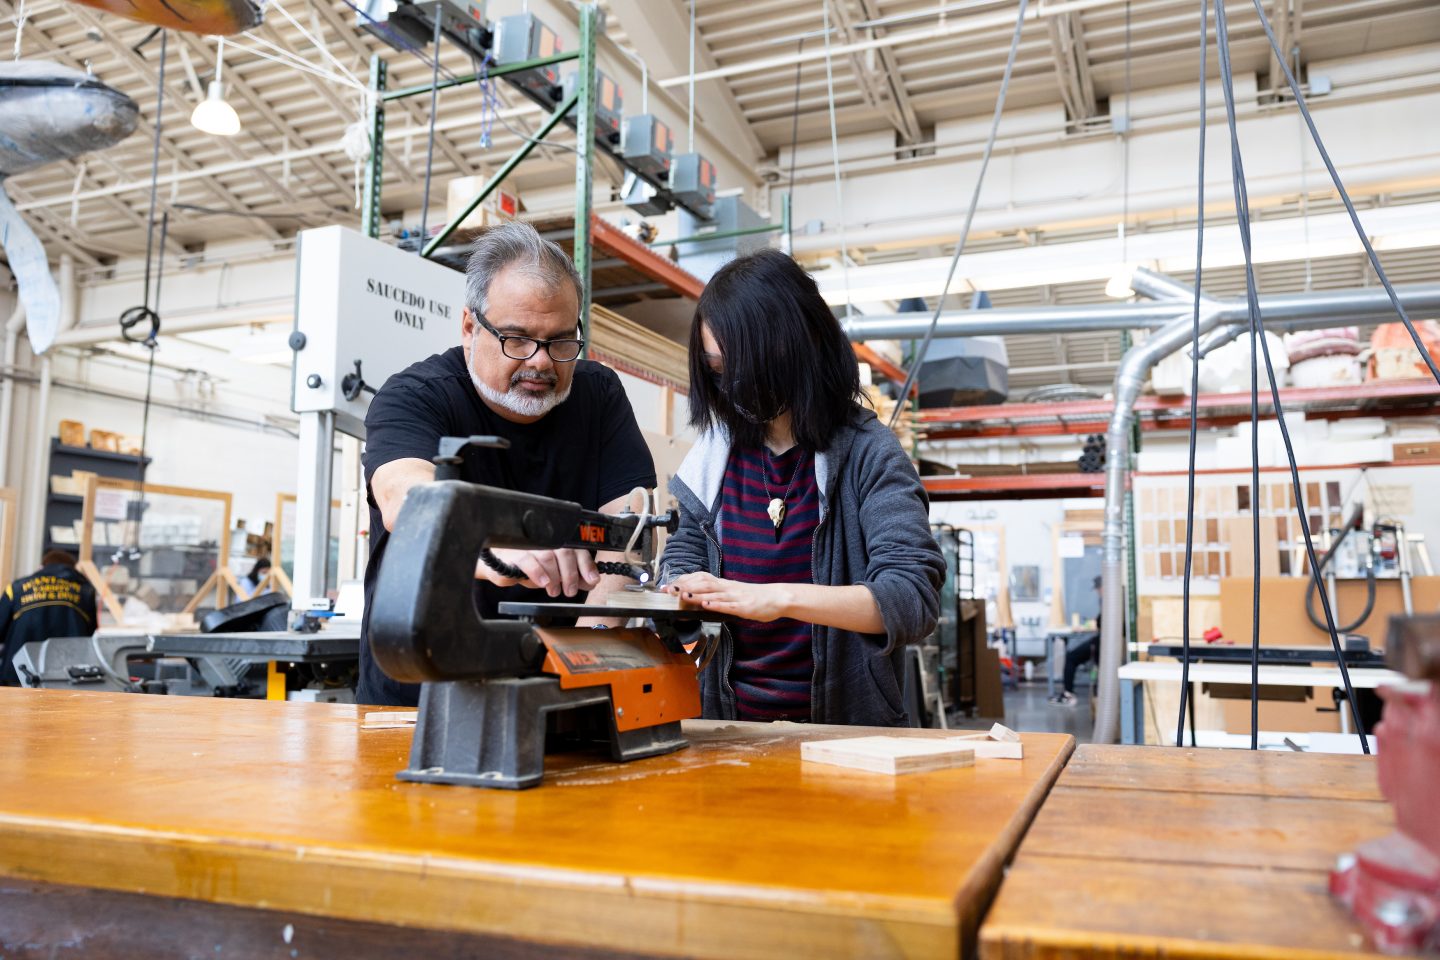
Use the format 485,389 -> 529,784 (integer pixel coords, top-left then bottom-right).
688,248 -> 863,452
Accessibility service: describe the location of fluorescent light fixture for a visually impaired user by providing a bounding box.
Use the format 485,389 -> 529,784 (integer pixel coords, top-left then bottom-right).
191,37 -> 240,137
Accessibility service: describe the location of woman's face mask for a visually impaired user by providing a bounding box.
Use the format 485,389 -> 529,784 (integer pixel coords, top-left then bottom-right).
709,370 -> 767,424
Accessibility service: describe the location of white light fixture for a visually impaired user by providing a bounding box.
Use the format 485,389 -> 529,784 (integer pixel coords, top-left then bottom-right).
1105,264 -> 1138,299
190,36 -> 241,137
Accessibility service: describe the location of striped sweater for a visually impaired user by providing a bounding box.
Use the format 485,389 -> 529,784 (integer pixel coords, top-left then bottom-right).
720,444 -> 819,721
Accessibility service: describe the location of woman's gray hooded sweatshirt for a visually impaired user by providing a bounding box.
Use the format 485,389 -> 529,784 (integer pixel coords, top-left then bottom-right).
662,407 -> 945,726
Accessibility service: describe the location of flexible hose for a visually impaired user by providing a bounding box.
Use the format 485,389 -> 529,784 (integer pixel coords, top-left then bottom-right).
1304,508 -> 1375,634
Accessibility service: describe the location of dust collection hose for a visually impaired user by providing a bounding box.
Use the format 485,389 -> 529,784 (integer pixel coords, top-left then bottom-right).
1304,505 -> 1375,633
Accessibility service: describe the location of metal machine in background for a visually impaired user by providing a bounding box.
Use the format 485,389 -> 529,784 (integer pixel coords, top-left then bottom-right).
1308,504 -> 1433,637
368,436 -> 730,789
12,634 -> 250,696
1331,614 -> 1440,953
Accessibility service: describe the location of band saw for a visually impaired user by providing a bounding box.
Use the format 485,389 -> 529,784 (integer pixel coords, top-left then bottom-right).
367,436 -> 728,789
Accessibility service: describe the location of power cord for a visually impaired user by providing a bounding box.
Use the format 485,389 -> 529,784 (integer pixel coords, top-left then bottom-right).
1175,0 -> 1208,750
1212,0 -> 1368,752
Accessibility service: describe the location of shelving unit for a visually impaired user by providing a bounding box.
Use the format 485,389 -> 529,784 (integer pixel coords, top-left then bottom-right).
43,439 -> 150,558
917,379 -> 1440,440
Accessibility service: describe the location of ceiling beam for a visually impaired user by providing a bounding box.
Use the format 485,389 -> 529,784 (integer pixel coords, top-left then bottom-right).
2,182 -> 107,267
840,0 -> 922,143
1047,12 -> 1096,122
14,3 -> 283,242
604,0 -> 765,161
60,158 -> 187,257
308,0 -> 473,188
172,30 -> 355,205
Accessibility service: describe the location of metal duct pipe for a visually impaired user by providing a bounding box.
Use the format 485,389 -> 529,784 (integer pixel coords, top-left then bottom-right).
1125,267 -> 1200,303
1093,303 -> 1223,744
843,303 -> 1189,340
0,298 -> 26,488
842,283 -> 1440,343
1090,280 -> 1440,744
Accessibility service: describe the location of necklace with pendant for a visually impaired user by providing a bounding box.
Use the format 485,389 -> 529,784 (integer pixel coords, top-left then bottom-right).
760,446 -> 806,542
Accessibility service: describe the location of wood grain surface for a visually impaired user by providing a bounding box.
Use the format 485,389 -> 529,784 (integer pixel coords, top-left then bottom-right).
0,689 -> 1074,959
980,744 -> 1392,960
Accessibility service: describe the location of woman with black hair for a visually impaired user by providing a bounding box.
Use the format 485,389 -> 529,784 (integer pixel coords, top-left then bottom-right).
661,249 -> 945,726
240,557 -> 272,599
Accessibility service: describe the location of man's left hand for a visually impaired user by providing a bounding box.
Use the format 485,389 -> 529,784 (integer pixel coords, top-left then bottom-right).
664,573 -> 790,622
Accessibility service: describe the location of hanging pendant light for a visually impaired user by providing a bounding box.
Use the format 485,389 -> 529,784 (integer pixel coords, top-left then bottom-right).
190,36 -> 241,136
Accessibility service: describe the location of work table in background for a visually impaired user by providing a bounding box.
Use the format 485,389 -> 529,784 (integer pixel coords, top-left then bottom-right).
0,689 -> 1071,959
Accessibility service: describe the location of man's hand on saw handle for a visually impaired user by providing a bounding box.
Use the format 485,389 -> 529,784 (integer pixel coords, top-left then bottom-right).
476,548 -> 600,597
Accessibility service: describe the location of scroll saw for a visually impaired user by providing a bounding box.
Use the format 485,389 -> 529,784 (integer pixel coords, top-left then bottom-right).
368,436 -> 728,789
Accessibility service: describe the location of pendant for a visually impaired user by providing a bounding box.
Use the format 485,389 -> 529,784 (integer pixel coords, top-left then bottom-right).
767,497 -> 786,540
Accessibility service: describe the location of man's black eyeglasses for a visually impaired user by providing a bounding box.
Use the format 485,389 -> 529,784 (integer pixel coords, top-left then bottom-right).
474,311 -> 585,363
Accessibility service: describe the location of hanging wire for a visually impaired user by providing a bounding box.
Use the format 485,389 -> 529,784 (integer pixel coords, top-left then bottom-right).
821,0 -> 853,318
1246,0 -> 1439,387
231,33 -> 367,91
417,10 -> 443,247
268,0 -> 365,87
688,0 -> 697,153
888,0 -> 1029,426
114,34 -> 170,565
1120,1 -> 1131,264
786,38 -> 806,196
1209,0 -> 1265,751
1175,0 -> 1208,750
1212,0 -> 1368,752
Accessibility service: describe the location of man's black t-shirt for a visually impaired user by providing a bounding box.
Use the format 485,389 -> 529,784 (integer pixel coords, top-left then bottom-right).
358,346 -> 657,706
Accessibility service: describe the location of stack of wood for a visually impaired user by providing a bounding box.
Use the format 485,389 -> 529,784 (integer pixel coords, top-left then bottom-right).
589,304 -> 689,391
863,383 -> 916,451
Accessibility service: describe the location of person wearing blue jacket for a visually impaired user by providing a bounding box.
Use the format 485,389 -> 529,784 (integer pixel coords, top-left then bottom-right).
661,249 -> 945,726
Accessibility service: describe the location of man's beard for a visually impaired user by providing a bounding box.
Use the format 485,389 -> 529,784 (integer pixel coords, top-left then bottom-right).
469,356 -> 572,418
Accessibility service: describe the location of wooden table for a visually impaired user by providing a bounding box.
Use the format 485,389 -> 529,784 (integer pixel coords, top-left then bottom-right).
0,689 -> 1073,959
980,744 -> 1394,959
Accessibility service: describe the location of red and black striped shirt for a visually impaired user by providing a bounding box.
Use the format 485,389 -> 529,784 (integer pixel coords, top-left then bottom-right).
720,444 -> 819,721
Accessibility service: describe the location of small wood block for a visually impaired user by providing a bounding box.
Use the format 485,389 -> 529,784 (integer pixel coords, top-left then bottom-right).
605,590 -> 697,611
989,723 -> 1021,743
361,711 -> 417,729
955,733 -> 1025,760
800,736 -> 976,775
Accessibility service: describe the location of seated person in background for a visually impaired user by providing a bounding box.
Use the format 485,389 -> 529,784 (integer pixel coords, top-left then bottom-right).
0,551 -> 99,686
358,221 -> 656,707
661,249 -> 945,726
1050,575 -> 1103,706
237,557 -> 271,599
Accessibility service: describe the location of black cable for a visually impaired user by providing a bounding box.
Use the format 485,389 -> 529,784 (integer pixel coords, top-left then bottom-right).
417,10 -> 443,249
888,0 -> 1028,425
1212,0 -> 1263,751
1244,0 -> 1440,388
1302,508 -> 1375,633
786,37 -> 805,197
1305,560 -> 1375,634
1176,0 -> 1208,750
1213,0 -> 1368,752
480,550 -> 647,585
133,30 -> 167,333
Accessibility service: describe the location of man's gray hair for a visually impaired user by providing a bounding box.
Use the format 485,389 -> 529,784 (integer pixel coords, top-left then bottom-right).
465,220 -> 583,318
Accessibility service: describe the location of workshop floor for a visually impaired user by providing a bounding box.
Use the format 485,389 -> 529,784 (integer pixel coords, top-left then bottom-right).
1002,681 -> 1094,743
947,680 -> 1095,743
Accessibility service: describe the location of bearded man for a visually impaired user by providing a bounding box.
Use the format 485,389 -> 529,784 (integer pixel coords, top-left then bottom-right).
357,221 -> 656,706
